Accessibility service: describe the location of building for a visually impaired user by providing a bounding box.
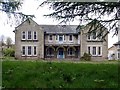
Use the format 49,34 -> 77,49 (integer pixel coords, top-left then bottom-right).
108,18 -> 120,60
13,18 -> 108,61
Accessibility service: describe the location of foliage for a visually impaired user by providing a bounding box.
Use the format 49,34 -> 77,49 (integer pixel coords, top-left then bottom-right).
0,0 -> 34,25
3,48 -> 15,57
81,53 -> 91,61
41,1 -> 120,37
2,60 -> 118,88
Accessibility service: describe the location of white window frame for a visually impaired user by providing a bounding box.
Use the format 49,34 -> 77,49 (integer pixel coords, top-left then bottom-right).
58,35 -> 64,42
27,31 -> 32,40
27,46 -> 32,56
21,46 -> 26,56
87,32 -> 98,41
55,35 -> 58,41
33,46 -> 37,56
117,51 -> 120,60
33,31 -> 37,40
21,45 -> 37,56
87,45 -> 102,56
21,31 -> 26,40
48,35 -> 53,42
67,48 -> 75,56
69,35 -> 73,42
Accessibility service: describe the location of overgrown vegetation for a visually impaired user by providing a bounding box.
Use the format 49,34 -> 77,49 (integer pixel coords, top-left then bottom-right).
3,48 -> 15,57
81,53 -> 91,61
2,60 -> 118,88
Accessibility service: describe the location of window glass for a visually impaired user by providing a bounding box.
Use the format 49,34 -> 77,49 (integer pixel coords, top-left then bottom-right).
92,47 -> 96,55
69,35 -> 72,41
34,31 -> 37,40
49,35 -> 52,40
22,46 -> 25,55
34,46 -> 36,55
28,31 -> 32,39
28,46 -> 32,55
22,32 -> 26,39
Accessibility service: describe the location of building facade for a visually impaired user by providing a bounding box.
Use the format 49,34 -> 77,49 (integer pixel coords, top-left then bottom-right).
14,18 -> 108,61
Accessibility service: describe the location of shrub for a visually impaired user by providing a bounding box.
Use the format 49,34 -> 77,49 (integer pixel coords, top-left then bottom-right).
81,53 -> 91,61
3,48 -> 15,57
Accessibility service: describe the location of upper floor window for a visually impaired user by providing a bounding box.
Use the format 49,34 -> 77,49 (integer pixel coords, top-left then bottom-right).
33,31 -> 37,40
56,35 -> 58,41
59,35 -> 63,42
28,31 -> 32,40
87,31 -> 97,40
69,35 -> 73,41
49,35 -> 52,41
22,31 -> 26,40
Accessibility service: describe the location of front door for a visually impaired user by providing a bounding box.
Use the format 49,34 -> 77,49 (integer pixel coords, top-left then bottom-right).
57,48 -> 64,59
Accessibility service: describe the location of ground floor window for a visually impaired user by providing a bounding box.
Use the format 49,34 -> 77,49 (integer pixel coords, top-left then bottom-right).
21,46 -> 37,56
87,46 -> 102,56
67,48 -> 75,56
117,51 -> 120,59
46,47 -> 54,56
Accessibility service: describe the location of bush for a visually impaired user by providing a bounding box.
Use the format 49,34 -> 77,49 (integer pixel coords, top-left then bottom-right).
3,48 -> 15,57
81,53 -> 91,61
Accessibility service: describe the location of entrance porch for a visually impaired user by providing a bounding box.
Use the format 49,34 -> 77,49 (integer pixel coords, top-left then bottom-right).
45,46 -> 80,59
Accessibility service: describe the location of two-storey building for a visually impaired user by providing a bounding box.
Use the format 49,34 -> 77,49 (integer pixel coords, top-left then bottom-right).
14,18 -> 108,61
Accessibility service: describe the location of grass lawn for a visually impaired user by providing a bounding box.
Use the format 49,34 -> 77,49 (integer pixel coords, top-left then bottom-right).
2,59 -> 119,88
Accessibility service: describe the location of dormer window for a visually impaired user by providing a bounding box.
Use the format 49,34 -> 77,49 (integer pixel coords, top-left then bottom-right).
87,31 -> 97,40
28,31 -> 32,40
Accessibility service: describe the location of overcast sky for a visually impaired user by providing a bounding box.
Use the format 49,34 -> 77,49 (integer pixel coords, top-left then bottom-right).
0,0 -> 118,48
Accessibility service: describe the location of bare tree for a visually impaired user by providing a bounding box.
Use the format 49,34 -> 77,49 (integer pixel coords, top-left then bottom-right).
6,37 -> 12,48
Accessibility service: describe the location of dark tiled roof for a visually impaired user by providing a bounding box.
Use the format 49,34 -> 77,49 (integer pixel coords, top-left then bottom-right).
114,41 -> 120,45
39,25 -> 79,34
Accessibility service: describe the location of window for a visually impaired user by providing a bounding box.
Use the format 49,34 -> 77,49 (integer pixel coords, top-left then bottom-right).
88,47 -> 91,54
59,35 -> 63,41
47,48 -> 54,56
87,46 -> 102,56
22,46 -> 25,55
49,35 -> 52,40
92,47 -> 96,55
87,32 -> 97,40
68,48 -> 75,56
22,31 -> 26,40
98,47 -> 101,55
28,46 -> 32,55
118,52 -> 120,59
33,46 -> 37,55
92,32 -> 96,40
28,31 -> 32,39
69,35 -> 72,41
33,31 -> 37,40
56,35 -> 58,41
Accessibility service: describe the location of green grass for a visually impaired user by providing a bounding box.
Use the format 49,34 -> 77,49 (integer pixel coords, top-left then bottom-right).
2,60 -> 119,88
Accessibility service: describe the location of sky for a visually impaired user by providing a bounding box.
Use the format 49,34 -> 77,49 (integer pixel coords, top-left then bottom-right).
0,0 -> 118,48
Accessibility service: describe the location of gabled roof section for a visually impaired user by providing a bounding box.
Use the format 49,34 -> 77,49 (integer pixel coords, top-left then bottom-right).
14,18 -> 39,31
39,25 -> 79,34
